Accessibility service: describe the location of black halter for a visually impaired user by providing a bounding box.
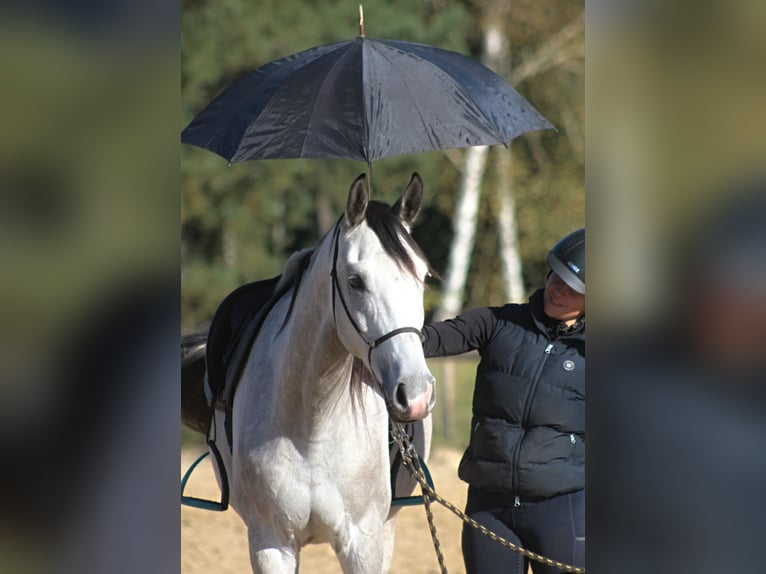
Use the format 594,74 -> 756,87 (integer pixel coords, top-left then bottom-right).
329,221 -> 424,370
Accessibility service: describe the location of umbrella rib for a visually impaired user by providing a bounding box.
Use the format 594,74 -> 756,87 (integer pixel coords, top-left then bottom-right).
298,46 -> 359,160
434,71 -> 507,143
239,43 -> 351,160
389,42 -> 509,143
375,42 -> 507,147
370,45 -> 441,151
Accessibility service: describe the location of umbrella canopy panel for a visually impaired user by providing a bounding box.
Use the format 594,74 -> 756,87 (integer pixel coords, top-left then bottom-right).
182,36 -> 554,163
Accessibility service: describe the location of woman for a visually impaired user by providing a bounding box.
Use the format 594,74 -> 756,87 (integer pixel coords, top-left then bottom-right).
422,228 -> 585,574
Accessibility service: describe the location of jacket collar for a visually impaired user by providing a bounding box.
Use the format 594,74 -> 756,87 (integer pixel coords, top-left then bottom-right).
528,288 -> 585,341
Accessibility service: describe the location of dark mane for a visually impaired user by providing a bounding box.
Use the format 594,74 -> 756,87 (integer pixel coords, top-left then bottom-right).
344,202 -> 437,412
363,201 -> 437,280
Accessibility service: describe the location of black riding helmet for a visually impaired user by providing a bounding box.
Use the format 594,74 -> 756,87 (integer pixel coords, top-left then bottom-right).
546,228 -> 585,294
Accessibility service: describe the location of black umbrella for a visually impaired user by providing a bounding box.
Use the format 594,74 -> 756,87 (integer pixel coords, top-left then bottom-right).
182,21 -> 553,166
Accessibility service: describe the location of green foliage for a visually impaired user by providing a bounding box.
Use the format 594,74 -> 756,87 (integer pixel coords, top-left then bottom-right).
181,0 -> 584,329
428,356 -> 479,450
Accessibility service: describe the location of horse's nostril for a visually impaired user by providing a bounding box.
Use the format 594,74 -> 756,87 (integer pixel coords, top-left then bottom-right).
395,383 -> 409,409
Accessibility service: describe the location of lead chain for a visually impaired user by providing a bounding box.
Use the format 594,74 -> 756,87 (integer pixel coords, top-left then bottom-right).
390,424 -> 586,574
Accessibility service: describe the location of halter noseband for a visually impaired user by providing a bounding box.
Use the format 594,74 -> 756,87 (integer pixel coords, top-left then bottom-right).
329,222 -> 424,369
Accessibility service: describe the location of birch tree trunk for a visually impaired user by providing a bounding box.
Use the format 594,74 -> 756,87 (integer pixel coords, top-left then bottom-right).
434,144 -> 489,321
484,14 -> 526,303
434,18 -> 510,321
432,20 -> 500,442
495,148 -> 526,302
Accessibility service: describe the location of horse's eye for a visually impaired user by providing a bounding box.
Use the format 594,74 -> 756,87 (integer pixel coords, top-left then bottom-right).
348,274 -> 366,291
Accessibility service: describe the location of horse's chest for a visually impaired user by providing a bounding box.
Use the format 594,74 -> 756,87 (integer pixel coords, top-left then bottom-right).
246,440 -> 368,539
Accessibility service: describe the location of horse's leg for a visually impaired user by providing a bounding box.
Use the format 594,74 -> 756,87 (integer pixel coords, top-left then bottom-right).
247,525 -> 298,574
335,524 -> 387,574
380,517 -> 397,573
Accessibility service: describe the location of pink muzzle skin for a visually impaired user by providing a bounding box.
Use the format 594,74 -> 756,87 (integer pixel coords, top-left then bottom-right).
405,383 -> 433,421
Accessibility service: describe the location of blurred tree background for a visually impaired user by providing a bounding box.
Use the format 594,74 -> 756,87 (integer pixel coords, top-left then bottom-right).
181,0 -> 584,331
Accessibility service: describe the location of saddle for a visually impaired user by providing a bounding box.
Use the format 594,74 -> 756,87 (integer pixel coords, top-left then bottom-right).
204,276 -> 281,407
204,275 -> 293,447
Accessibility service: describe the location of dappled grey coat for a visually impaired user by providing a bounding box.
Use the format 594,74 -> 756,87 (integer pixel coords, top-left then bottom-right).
422,289 -> 584,498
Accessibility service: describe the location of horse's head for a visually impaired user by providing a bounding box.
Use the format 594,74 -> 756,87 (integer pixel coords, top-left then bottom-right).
331,173 -> 436,422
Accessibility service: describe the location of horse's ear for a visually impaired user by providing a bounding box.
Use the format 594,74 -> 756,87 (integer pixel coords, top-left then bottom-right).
393,172 -> 423,228
345,173 -> 369,227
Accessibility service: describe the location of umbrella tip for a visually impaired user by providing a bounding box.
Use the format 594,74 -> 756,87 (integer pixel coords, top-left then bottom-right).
358,4 -> 365,37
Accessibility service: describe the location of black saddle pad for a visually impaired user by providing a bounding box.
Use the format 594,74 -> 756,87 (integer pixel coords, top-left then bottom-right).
206,276 -> 281,404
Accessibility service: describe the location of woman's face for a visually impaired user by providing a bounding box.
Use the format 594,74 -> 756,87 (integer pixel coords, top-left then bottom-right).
543,272 -> 585,325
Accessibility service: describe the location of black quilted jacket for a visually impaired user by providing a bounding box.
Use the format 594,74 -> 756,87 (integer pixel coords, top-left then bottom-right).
422,289 -> 585,498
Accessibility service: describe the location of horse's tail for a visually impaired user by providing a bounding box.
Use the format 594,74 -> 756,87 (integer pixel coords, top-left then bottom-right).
181,331 -> 212,434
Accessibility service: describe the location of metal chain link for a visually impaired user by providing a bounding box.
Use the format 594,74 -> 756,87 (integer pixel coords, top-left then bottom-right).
408,442 -> 449,574
391,424 -> 586,574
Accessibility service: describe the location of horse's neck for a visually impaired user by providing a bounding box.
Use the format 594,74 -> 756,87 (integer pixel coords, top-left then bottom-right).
272,238 -> 360,429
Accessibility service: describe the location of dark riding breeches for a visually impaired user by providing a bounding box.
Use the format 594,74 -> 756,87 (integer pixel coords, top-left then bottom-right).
461,487 -> 585,574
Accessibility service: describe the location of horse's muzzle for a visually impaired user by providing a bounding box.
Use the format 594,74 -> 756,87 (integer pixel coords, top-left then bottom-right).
388,376 -> 435,422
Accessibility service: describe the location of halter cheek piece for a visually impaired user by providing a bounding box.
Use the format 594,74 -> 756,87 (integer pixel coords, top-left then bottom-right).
329,223 -> 424,371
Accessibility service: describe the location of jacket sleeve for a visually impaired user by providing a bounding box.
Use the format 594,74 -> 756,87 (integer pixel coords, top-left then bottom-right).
422,307 -> 499,358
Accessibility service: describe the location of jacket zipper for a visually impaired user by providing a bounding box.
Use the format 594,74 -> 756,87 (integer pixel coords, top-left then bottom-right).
511,342 -> 554,493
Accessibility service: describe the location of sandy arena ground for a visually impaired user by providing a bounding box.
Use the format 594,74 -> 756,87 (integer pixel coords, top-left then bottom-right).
181,447 -> 470,574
